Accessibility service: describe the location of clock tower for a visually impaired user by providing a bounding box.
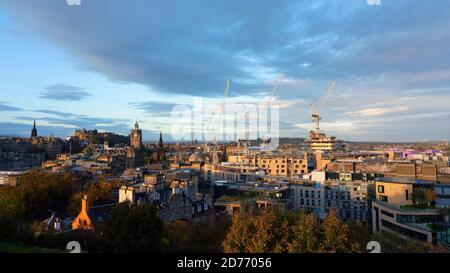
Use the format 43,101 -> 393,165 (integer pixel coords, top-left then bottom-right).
130,121 -> 143,150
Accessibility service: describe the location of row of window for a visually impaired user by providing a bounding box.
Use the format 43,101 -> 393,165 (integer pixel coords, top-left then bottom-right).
299,198 -> 320,207
299,189 -> 320,198
262,159 -> 304,164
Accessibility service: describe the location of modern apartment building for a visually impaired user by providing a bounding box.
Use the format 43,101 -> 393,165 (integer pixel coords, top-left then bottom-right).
372,177 -> 450,246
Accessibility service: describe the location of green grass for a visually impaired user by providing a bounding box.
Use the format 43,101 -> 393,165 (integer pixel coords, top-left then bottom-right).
0,242 -> 66,253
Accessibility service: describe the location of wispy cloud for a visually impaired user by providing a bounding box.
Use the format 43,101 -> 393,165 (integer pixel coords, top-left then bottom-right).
39,84 -> 91,101
0,101 -> 22,111
346,107 -> 408,117
130,101 -> 178,117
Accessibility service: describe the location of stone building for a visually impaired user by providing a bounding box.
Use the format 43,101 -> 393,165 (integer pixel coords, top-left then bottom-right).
126,122 -> 145,168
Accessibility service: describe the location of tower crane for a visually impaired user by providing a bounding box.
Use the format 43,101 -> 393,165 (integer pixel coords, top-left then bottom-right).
221,79 -> 232,114
261,73 -> 286,149
310,80 -> 336,133
267,73 -> 286,107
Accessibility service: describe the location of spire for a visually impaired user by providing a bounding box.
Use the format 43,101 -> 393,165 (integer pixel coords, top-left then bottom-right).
31,119 -> 37,138
158,131 -> 165,161
134,121 -> 139,130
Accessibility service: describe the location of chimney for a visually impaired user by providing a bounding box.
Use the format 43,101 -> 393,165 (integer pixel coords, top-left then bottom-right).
81,194 -> 89,212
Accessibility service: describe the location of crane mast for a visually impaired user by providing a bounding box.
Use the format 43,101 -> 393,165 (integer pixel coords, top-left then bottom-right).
310,80 -> 336,133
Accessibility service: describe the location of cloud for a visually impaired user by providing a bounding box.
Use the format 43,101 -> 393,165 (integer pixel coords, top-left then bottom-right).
130,101 -> 178,117
1,0 -> 450,141
39,84 -> 91,101
346,107 -> 408,117
0,101 -> 22,111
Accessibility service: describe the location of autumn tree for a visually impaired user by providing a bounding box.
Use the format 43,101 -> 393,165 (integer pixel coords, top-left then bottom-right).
222,209 -> 361,253
223,211 -> 274,253
0,186 -> 25,239
5,171 -> 78,220
68,176 -> 122,215
319,209 -> 360,253
287,210 -> 319,253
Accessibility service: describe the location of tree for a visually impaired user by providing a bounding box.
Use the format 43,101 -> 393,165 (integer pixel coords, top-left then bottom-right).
102,203 -> 164,253
0,186 -> 25,239
164,219 -> 193,252
68,177 -> 118,215
288,210 -> 319,253
222,209 -> 362,253
223,211 -> 277,253
16,171 -> 77,219
347,221 -> 372,252
401,242 -> 449,253
319,209 -> 360,253
223,210 -> 294,253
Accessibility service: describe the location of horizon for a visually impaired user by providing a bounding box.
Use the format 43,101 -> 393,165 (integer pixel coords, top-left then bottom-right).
1,121 -> 448,144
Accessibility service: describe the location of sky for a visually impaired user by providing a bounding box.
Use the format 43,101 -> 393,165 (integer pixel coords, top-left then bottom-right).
0,0 -> 449,142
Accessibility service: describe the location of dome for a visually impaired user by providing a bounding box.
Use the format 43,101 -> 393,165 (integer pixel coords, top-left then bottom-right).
189,152 -> 205,163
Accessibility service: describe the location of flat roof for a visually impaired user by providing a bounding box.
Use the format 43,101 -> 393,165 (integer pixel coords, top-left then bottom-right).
375,177 -> 435,185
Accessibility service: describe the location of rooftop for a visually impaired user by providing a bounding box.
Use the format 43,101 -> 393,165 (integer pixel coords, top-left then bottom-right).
375,177 -> 435,185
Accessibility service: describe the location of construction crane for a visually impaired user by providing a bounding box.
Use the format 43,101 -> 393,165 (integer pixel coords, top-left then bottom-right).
261,73 -> 286,149
310,80 -> 336,133
220,80 -> 232,143
204,79 -> 232,146
267,73 -> 286,107
221,79 -> 232,114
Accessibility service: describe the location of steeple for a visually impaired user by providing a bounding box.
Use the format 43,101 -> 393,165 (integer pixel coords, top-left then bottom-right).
157,131 -> 166,161
134,121 -> 139,130
31,120 -> 37,138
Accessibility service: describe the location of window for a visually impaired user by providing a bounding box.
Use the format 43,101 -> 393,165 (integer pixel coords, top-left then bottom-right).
378,185 -> 385,193
380,195 -> 388,202
405,190 -> 409,201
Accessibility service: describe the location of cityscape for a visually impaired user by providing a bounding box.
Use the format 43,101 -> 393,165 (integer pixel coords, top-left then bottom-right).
1,0 -> 450,260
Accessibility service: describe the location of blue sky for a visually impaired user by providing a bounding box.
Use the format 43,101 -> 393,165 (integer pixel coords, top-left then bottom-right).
0,0 -> 449,141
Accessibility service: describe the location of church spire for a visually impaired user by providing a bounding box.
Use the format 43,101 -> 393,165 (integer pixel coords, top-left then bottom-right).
157,131 -> 165,161
31,120 -> 37,138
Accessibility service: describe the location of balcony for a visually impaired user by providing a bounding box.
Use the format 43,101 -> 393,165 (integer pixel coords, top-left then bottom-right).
373,200 -> 438,214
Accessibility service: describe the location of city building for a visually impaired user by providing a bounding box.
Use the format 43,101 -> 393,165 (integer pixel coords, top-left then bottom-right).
372,177 -> 450,246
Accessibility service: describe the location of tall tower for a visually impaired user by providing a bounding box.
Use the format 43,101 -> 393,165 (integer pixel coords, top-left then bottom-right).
130,121 -> 142,150
157,131 -> 166,161
31,120 -> 38,138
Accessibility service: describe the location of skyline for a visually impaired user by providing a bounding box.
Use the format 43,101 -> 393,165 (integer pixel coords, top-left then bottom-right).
1,0 -> 450,141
